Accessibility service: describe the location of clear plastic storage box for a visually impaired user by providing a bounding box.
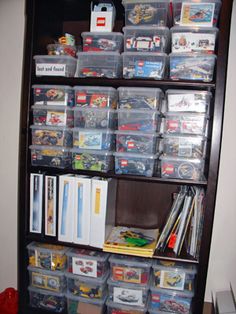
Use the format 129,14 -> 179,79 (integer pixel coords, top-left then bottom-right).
165,90 -> 212,114
73,128 -> 115,151
32,85 -> 74,107
74,86 -> 117,108
76,52 -> 122,78
123,52 -> 167,79
27,242 -> 68,271
169,53 -> 216,82
152,260 -> 197,292
66,271 -> 109,299
149,286 -> 194,313
114,152 -> 158,177
34,55 -> 77,77
32,105 -> 74,127
30,145 -> 71,168
107,278 -> 149,307
163,112 -> 208,136
162,134 -> 207,158
172,0 -> 222,27
30,125 -> 73,147
116,131 -> 160,154
71,149 -> 113,172
122,0 -> 170,26
109,254 -> 152,285
66,248 -> 110,278
47,44 -> 77,57
67,293 -> 107,314
73,107 -> 117,130
123,26 -> 169,52
107,300 -> 147,314
118,109 -> 160,132
118,87 -> 163,110
28,286 -> 66,313
160,155 -> 205,180
171,26 -> 218,54
82,32 -> 123,52
28,266 -> 66,293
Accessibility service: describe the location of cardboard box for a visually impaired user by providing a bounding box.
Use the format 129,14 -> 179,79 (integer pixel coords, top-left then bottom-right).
90,2 -> 115,32
90,177 -> 117,248
73,175 -> 92,245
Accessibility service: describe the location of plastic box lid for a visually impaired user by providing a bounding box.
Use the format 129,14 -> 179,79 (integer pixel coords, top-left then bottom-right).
123,25 -> 169,33
164,112 -> 208,118
118,86 -> 163,96
73,128 -> 115,134
28,285 -> 65,297
160,155 -> 204,164
77,51 -> 121,58
81,32 -> 123,38
29,145 -> 71,152
166,89 -> 212,98
34,55 -> 77,62
32,84 -> 72,90
31,104 -> 72,110
150,285 -> 194,298
123,0 -> 170,4
65,269 -> 109,284
66,292 -> 107,305
27,241 -> 68,254
115,130 -> 159,137
170,52 -> 217,59
172,0 -> 221,3
30,125 -> 72,131
122,51 -> 167,58
66,248 -> 110,262
117,108 -> 160,115
170,26 -> 219,34
109,254 -> 152,268
73,107 -> 116,112
114,152 -> 158,160
162,134 -> 206,141
71,148 -> 113,156
152,260 -> 197,274
106,300 -> 148,312
73,86 -> 116,93
107,278 -> 149,290
27,265 -> 65,277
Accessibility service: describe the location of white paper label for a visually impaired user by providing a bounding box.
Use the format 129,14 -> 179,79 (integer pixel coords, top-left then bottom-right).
36,63 -> 66,76
72,257 -> 98,278
113,287 -> 144,306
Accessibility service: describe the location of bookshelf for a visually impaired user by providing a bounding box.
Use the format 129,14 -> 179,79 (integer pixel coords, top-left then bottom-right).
18,0 -> 234,313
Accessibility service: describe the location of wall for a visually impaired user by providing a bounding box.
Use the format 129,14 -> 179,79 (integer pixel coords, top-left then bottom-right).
205,1 -> 236,302
0,0 -> 235,304
0,0 -> 24,290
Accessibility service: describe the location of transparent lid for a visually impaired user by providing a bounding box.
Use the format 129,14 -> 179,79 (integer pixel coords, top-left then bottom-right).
71,148 -> 113,156
122,52 -> 167,57
170,26 -> 219,34
27,265 -> 65,276
172,0 -> 221,3
123,0 -> 170,4
73,86 -> 116,92
164,112 -> 208,118
115,130 -> 159,137
166,89 -> 212,98
27,241 -> 68,254
28,285 -> 65,297
109,254 -> 152,267
123,26 -> 169,33
160,155 -> 203,164
82,32 -> 123,37
152,259 -> 197,274
33,55 -> 76,61
66,292 -> 107,305
106,300 -> 147,312
150,285 -> 194,298
32,84 -> 72,90
72,128 -> 114,134
170,52 -> 217,59
66,247 -> 110,261
162,134 -> 206,140
30,125 -> 72,131
77,51 -> 121,57
73,107 -> 116,112
29,145 -> 71,152
114,152 -> 158,159
65,270 -> 109,285
107,278 -> 149,290
32,104 -> 71,110
117,108 -> 159,114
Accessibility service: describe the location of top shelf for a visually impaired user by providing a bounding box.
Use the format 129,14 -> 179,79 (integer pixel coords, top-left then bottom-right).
31,76 -> 216,90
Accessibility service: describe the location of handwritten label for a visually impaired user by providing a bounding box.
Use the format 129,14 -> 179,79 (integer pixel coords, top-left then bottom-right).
36,63 -> 66,76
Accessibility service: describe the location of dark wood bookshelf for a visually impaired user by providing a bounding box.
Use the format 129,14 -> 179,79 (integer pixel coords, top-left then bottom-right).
18,0 -> 234,313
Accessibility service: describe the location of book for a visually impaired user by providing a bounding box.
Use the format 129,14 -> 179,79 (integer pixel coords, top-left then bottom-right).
103,226 -> 159,257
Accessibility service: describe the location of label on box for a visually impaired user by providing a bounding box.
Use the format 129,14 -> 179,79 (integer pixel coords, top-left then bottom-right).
160,270 -> 186,291
46,110 -> 66,126
172,32 -> 216,53
178,139 -> 193,157
79,131 -> 103,150
168,94 -> 208,113
135,61 -> 162,79
180,3 -> 215,27
31,271 -> 60,291
72,257 -> 98,278
36,63 -> 66,76
113,266 -> 142,284
113,287 -> 144,306
162,163 -> 174,175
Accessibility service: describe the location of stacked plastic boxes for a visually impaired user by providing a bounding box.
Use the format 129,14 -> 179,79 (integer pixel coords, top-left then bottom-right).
169,0 -> 221,82
71,86 -> 118,172
149,260 -> 197,314
122,0 -> 170,79
29,85 -> 74,168
78,28 -> 123,78
65,248 -> 110,314
160,89 -> 211,180
114,87 -> 163,176
106,254 -> 152,313
27,242 -> 68,313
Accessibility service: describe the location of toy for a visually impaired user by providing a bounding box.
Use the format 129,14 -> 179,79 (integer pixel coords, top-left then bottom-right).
118,110 -> 158,132
47,44 -> 77,57
30,290 -> 65,313
75,90 -> 117,109
31,127 -> 73,147
69,280 -> 102,299
119,96 -> 157,110
80,67 -> 118,78
128,4 -> 157,25
30,146 -> 71,168
82,33 -> 123,52
116,132 -> 158,154
72,150 -> 113,172
74,108 -> 117,129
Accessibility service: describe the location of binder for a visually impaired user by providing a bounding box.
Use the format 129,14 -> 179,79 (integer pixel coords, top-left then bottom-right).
30,173 -> 43,234
45,175 -> 57,237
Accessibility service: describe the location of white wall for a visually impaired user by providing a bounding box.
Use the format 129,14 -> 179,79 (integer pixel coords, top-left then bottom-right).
0,0 -> 24,290
205,1 -> 236,302
0,0 -> 235,304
